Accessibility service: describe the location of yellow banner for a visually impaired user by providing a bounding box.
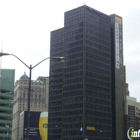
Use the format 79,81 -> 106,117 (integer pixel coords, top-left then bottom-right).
115,17 -> 122,25
86,126 -> 95,131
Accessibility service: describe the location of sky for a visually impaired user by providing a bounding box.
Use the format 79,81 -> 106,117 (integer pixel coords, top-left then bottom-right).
0,0 -> 140,101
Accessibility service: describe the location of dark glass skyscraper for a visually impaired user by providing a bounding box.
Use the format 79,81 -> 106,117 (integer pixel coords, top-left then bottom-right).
49,5 -> 124,140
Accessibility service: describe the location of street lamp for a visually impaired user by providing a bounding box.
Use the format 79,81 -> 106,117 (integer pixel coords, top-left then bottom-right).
0,52 -> 65,140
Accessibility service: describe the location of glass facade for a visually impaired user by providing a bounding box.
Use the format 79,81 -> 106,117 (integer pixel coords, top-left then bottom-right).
49,28 -> 64,140
84,7 -> 112,140
0,69 -> 15,140
49,5 -> 124,140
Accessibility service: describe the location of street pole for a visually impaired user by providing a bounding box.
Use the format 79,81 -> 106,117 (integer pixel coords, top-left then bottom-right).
26,65 -> 32,140
0,52 -> 65,140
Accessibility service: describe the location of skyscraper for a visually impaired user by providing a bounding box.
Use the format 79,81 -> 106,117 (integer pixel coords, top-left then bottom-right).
0,69 -> 15,140
110,14 -> 124,140
49,5 -> 124,140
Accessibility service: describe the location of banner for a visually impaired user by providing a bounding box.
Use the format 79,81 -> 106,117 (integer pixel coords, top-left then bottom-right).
23,112 -> 48,140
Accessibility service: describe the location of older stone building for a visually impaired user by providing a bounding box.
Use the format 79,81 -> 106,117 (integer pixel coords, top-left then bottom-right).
12,72 -> 49,140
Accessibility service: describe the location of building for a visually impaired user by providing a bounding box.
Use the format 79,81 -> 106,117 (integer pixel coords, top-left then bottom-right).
37,76 -> 49,111
110,14 -> 125,140
12,72 -> 49,140
0,69 -> 15,140
124,96 -> 140,140
123,66 -> 130,97
49,5 -> 124,140
19,111 -> 48,140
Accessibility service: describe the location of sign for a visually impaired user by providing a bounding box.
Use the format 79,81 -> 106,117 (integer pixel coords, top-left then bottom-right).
127,127 -> 140,140
115,16 -> 122,69
23,112 -> 48,140
86,126 -> 95,131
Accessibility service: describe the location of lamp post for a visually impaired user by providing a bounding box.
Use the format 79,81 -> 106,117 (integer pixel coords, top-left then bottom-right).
0,52 -> 65,140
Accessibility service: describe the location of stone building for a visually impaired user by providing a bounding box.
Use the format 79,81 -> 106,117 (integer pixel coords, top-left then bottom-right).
12,72 -> 49,140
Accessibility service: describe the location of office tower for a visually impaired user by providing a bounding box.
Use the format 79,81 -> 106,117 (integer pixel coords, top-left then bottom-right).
49,5 -> 124,140
110,14 -> 125,140
124,96 -> 140,140
12,73 -> 49,140
0,69 -> 15,140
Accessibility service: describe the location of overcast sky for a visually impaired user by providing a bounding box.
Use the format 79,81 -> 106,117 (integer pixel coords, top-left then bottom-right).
0,0 -> 140,101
